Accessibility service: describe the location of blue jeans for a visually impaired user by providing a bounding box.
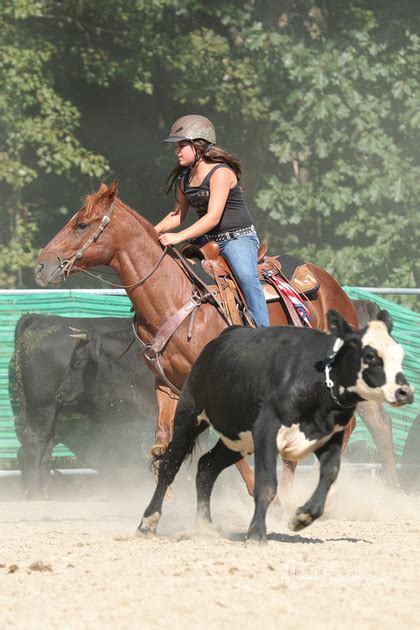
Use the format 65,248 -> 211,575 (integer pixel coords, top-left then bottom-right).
218,232 -> 270,327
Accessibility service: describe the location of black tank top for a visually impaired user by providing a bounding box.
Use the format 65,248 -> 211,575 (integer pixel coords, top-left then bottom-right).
182,164 -> 254,235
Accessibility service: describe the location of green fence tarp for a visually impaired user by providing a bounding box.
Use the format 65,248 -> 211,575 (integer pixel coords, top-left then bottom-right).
0,288 -> 418,467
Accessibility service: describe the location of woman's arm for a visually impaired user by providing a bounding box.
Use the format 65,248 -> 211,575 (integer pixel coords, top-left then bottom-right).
159,168 -> 235,245
155,184 -> 190,235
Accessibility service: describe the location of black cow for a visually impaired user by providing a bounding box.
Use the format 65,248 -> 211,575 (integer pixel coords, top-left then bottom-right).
10,314 -> 156,498
138,309 -> 413,542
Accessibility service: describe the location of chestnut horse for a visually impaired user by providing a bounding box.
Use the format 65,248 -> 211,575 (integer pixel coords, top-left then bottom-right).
34,181 -> 358,497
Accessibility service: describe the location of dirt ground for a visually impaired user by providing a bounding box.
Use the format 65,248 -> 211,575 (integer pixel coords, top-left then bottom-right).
0,462 -> 419,630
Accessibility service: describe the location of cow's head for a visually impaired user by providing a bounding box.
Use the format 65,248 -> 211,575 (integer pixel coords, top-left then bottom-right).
56,330 -> 102,406
327,309 -> 414,406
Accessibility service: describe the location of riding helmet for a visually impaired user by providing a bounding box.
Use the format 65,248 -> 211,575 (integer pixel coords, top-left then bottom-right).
163,115 -> 216,144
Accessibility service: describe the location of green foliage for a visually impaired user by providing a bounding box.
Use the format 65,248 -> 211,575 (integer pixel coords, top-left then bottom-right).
0,0 -> 419,296
0,0 -> 109,287
253,18 -> 420,289
0,207 -> 38,288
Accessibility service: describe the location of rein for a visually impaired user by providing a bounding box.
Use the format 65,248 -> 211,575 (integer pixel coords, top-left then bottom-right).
65,247 -> 168,289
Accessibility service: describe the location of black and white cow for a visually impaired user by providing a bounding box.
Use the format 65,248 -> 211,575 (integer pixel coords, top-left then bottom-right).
138,309 -> 413,542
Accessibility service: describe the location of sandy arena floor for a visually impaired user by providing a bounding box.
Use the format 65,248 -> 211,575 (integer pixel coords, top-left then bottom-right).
0,463 -> 419,630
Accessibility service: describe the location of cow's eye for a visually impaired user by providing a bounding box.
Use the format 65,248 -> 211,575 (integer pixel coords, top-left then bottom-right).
76,222 -> 89,231
364,351 -> 379,364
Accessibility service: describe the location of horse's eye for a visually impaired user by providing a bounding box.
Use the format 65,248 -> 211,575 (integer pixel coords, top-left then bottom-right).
76,222 -> 89,231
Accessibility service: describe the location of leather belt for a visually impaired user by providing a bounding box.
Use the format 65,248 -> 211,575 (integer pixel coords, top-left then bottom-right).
206,224 -> 255,243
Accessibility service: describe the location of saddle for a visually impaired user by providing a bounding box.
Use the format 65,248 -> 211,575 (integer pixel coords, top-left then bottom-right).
180,241 -> 320,327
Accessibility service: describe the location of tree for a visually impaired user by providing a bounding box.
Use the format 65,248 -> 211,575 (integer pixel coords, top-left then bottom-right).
1,1 -> 419,294
0,0 -> 108,287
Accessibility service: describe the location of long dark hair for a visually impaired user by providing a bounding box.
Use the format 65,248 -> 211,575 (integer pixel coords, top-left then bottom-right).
163,140 -> 243,197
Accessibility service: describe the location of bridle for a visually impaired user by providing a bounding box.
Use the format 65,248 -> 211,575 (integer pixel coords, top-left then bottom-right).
57,202 -> 168,290
58,204 -> 115,278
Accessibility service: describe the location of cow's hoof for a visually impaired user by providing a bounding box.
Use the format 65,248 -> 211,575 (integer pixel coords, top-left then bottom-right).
245,529 -> 268,546
136,512 -> 160,537
151,443 -> 168,459
194,518 -> 218,538
289,510 -> 314,532
245,535 -> 267,546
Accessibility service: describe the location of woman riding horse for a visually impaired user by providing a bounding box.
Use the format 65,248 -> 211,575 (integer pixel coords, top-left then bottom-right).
156,114 -> 269,328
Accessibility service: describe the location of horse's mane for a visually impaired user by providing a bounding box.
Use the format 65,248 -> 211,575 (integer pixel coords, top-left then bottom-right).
83,190 -> 160,245
115,197 -> 160,244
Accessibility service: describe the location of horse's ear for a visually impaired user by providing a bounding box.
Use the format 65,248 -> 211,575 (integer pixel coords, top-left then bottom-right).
108,180 -> 119,200
97,180 -> 118,207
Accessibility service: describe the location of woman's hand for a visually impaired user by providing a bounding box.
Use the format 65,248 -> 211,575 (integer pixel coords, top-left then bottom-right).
159,232 -> 183,247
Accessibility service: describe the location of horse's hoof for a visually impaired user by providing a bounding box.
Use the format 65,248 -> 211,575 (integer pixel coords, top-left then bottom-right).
289,510 -> 314,532
151,443 -> 168,458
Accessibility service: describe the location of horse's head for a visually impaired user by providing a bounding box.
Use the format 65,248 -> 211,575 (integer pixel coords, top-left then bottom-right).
34,181 -> 119,287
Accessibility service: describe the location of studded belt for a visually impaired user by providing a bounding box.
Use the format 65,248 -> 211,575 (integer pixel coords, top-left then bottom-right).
206,224 -> 255,243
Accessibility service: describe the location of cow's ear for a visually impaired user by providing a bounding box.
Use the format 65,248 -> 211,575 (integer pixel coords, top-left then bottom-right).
377,309 -> 392,333
87,336 -> 102,362
327,309 -> 353,337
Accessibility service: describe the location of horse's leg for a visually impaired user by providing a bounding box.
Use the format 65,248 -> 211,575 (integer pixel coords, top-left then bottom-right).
278,459 -> 298,501
341,415 -> 356,452
196,439 -> 243,528
235,459 -> 255,497
151,381 -> 179,458
357,401 -> 398,488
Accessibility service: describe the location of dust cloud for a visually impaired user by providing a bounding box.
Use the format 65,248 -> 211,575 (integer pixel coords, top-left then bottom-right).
1,454 -> 419,629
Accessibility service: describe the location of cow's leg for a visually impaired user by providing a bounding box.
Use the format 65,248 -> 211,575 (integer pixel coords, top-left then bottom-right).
151,381 -> 179,458
290,431 -> 344,532
247,414 -> 280,543
195,439 -> 243,527
138,389 -> 205,536
357,401 -> 398,487
19,408 -> 56,499
277,417 -> 355,508
322,415 -> 356,514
